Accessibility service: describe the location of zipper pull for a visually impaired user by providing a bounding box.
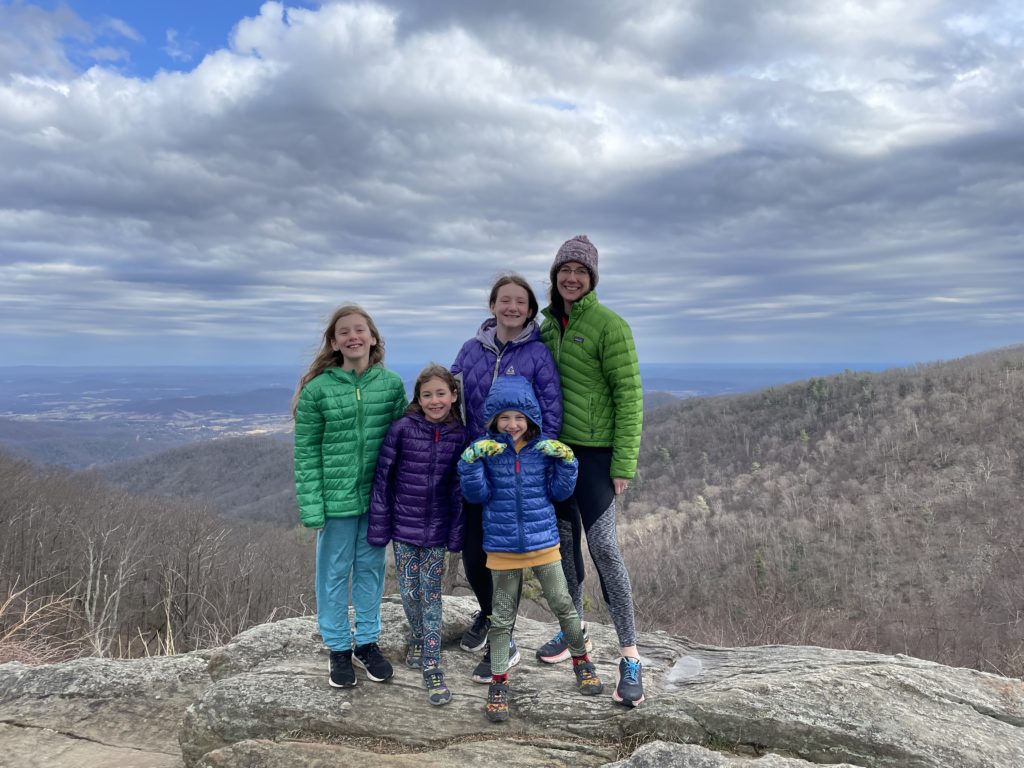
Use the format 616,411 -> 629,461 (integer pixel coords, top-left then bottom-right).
435,428 -> 439,444
515,458 -> 520,474
356,386 -> 361,401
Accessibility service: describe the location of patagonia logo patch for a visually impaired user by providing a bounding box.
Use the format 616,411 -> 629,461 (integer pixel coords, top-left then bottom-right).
572,335 -> 585,344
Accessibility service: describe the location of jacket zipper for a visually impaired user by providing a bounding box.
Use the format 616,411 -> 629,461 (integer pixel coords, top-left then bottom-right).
515,454 -> 525,552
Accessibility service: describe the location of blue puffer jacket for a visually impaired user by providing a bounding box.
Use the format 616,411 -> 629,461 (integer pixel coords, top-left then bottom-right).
458,376 -> 577,554
368,412 -> 467,550
450,318 -> 562,441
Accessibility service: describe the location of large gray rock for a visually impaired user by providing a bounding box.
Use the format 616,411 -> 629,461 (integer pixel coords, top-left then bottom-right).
0,652 -> 210,767
2,594 -> 1023,768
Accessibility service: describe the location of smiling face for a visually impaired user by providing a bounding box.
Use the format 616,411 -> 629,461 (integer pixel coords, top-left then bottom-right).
417,376 -> 457,423
495,410 -> 528,442
490,282 -> 530,340
330,312 -> 377,371
555,261 -> 592,308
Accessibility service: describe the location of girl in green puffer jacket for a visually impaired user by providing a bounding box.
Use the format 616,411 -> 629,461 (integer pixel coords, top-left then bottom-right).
293,304 -> 407,690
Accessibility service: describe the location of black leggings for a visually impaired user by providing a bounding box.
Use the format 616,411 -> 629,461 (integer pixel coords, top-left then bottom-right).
460,501 -> 493,616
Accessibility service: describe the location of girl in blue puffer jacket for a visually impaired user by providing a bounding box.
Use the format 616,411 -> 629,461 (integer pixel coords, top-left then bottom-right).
450,273 -> 562,680
368,364 -> 467,706
458,376 -> 603,722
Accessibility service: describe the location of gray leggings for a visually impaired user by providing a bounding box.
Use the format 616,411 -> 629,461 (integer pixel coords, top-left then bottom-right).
489,561 -> 586,675
556,446 -> 638,648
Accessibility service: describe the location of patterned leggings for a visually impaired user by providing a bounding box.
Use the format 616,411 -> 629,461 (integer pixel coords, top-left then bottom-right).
557,499 -> 638,649
393,542 -> 446,669
489,561 -> 586,675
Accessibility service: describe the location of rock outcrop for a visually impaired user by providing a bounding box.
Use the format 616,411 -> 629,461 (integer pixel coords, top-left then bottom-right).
1,594 -> 1022,767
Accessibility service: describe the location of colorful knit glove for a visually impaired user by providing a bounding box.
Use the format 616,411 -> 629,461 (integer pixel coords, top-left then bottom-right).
535,439 -> 575,462
461,439 -> 505,464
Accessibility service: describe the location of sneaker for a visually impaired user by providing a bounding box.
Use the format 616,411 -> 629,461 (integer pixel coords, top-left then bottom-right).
353,642 -> 394,682
536,625 -> 592,664
328,650 -> 356,688
613,656 -> 645,707
572,658 -> 604,696
405,642 -> 423,669
471,637 -> 521,684
485,680 -> 510,722
423,667 -> 452,706
460,611 -> 491,652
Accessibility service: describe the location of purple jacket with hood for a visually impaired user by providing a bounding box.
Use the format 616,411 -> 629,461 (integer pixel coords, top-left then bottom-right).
368,411 -> 467,550
450,318 -> 562,441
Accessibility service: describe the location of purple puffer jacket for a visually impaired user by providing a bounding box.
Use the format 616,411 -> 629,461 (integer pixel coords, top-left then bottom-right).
450,318 -> 562,441
368,412 -> 467,550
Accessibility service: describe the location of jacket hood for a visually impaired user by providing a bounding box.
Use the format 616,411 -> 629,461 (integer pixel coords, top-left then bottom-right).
474,317 -> 540,351
481,375 -> 543,431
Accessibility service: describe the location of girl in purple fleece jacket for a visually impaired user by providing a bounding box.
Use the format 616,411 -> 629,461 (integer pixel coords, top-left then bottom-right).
368,364 -> 467,706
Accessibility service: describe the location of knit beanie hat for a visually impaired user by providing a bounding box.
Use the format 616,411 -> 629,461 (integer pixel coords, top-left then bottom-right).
550,234 -> 599,289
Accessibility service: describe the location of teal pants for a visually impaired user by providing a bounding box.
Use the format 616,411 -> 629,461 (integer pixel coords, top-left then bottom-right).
315,514 -> 386,651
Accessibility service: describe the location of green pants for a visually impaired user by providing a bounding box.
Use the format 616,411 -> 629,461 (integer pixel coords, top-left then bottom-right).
490,560 -> 587,675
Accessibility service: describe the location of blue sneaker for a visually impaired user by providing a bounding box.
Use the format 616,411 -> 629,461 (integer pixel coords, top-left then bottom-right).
613,656 -> 645,707
536,625 -> 592,664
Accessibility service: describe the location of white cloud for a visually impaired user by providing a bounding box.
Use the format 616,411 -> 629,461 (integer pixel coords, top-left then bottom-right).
0,0 -> 1022,365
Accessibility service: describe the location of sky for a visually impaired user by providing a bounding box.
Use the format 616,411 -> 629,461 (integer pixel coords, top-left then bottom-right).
1,0 -> 1022,368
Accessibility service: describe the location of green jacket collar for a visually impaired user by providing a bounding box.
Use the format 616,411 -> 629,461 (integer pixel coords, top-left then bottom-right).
542,290 -> 599,322
325,363 -> 382,384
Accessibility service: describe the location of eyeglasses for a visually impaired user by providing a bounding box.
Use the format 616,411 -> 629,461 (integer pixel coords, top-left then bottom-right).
557,267 -> 590,278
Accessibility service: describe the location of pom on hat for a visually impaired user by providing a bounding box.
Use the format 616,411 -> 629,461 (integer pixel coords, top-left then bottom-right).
550,234 -> 599,289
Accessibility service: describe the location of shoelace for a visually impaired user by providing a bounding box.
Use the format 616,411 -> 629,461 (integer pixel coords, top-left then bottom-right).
471,612 -> 489,632
549,630 -> 565,646
425,671 -> 446,690
621,658 -> 641,683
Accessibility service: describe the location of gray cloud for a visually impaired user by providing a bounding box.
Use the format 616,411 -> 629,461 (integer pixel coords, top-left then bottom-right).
0,0 -> 1021,366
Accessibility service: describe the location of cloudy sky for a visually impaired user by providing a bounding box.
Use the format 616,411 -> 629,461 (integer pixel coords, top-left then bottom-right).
1,0 -> 1021,368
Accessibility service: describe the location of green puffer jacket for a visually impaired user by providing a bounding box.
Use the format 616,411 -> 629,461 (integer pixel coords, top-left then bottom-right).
294,364 -> 407,528
540,291 -> 643,479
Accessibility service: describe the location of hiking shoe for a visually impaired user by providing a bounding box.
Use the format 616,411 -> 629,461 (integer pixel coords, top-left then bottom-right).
573,659 -> 604,696
536,625 -> 592,664
353,642 -> 394,682
328,649 -> 356,688
485,680 -> 509,722
471,636 -> 521,684
460,611 -> 491,652
613,656 -> 645,707
423,667 -> 452,706
405,642 -> 423,669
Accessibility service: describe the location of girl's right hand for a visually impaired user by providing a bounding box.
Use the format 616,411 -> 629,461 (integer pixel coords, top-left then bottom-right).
461,439 -> 505,463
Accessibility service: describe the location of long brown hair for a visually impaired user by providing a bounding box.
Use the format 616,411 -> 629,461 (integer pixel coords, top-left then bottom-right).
406,363 -> 462,424
292,304 -> 385,416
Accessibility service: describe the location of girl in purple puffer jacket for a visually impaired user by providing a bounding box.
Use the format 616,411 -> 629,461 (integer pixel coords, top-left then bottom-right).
368,364 -> 467,706
450,273 -> 562,682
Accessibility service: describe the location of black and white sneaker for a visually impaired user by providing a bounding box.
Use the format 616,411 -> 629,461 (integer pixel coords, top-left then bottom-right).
460,611 -> 491,652
353,642 -> 394,682
471,636 -> 521,684
328,649 -> 356,688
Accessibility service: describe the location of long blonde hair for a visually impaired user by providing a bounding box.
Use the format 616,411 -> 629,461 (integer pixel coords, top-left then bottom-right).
292,304 -> 386,416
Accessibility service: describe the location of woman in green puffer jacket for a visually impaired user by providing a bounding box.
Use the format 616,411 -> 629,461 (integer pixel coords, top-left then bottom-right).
538,235 -> 646,708
293,304 -> 407,689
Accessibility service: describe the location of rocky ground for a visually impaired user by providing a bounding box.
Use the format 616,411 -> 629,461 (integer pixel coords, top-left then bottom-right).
1,595 -> 1022,767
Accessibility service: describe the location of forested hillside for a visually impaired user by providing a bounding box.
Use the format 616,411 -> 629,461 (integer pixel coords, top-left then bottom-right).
95,436 -> 295,526
0,452 -> 313,663
617,345 -> 1024,676
3,346 -> 1022,675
